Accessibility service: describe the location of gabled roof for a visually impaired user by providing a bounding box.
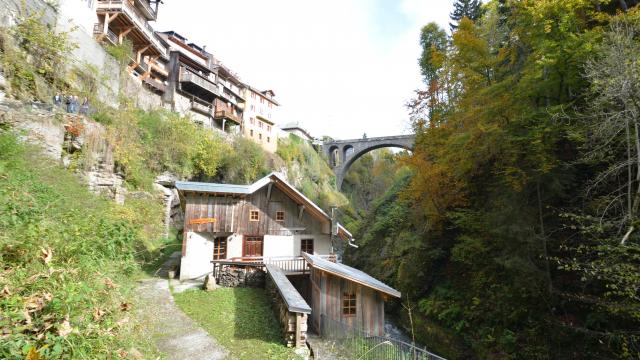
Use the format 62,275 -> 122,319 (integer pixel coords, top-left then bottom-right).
175,173 -> 331,223
302,253 -> 401,298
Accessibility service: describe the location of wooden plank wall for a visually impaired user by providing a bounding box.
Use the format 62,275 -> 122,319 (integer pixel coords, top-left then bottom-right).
310,268 -> 385,337
183,186 -> 329,236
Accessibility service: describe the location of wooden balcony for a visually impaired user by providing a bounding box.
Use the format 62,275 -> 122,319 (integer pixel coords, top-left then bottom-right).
180,68 -> 219,97
143,77 -> 166,93
133,0 -> 156,21
96,0 -> 165,56
190,100 -> 213,115
93,23 -> 118,44
214,110 -> 241,125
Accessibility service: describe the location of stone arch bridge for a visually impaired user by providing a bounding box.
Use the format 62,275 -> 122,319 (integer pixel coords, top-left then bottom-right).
322,135 -> 415,189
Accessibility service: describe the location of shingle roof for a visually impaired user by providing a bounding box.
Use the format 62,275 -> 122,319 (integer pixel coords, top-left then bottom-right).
302,253 -> 401,298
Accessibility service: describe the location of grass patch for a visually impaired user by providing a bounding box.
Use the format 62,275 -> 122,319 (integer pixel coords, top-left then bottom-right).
174,288 -> 297,360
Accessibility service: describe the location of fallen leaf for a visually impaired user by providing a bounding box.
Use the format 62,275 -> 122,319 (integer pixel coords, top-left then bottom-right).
93,308 -> 106,322
120,302 -> 132,312
23,309 -> 32,325
104,278 -> 117,289
0,285 -> 10,298
40,247 -> 53,264
24,292 -> 53,312
116,349 -> 128,358
58,315 -> 72,337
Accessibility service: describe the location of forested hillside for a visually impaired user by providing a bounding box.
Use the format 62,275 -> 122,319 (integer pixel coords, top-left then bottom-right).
345,1 -> 640,359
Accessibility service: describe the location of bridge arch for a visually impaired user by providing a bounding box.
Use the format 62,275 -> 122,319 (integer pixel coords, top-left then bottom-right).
322,135 -> 415,190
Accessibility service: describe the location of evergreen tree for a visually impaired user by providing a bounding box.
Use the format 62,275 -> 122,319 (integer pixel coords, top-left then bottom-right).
449,0 -> 483,32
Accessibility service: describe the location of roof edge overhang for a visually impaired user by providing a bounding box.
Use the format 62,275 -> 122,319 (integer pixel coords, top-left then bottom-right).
302,253 -> 401,298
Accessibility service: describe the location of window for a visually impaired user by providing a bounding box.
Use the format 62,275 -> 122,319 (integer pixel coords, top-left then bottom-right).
342,292 -> 356,316
259,122 -> 263,129
267,125 -> 271,132
250,117 -> 255,125
260,97 -> 264,104
301,238 -> 314,254
258,133 -> 263,141
267,137 -> 271,143
213,237 -> 227,260
250,210 -> 259,221
276,211 -> 285,222
250,129 -> 253,137
250,105 -> 255,111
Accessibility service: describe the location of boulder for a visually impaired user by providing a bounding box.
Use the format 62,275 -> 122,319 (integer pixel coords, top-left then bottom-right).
203,274 -> 218,291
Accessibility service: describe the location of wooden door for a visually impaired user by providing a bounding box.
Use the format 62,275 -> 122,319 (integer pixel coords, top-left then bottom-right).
243,236 -> 263,258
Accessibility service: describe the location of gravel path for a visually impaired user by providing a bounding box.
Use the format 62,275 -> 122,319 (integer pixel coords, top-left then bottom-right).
136,278 -> 229,360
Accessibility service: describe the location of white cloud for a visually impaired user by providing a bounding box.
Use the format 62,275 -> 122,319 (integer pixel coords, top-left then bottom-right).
156,0 -> 454,139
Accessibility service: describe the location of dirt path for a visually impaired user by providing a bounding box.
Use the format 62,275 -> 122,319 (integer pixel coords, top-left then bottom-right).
136,278 -> 229,360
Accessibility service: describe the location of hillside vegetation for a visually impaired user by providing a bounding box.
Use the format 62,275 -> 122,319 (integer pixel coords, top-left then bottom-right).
346,2 -> 640,359
0,133 -> 160,358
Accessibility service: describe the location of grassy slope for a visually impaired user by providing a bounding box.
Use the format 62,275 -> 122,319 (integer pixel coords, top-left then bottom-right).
0,132 -> 160,359
174,288 -> 296,360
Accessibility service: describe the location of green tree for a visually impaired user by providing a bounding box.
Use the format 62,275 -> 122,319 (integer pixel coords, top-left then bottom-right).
449,0 -> 483,32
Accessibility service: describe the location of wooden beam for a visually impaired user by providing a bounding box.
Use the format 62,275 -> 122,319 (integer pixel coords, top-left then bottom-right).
118,26 -> 134,43
298,205 -> 305,221
266,182 -> 273,203
136,45 -> 151,63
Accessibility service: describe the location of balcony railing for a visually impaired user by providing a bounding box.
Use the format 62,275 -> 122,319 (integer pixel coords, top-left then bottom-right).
212,255 -> 337,274
93,23 -> 118,44
180,68 -> 218,96
190,100 -> 213,115
214,110 -> 241,124
133,0 -> 156,21
143,77 -> 166,93
96,0 -> 165,56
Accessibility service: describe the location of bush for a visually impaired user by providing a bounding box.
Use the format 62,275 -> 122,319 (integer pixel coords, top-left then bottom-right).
0,10 -> 77,100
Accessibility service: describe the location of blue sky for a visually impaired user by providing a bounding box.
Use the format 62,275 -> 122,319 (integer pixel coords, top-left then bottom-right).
156,0 -> 455,139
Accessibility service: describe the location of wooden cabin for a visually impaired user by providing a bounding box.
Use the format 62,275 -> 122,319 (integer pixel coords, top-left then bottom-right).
303,253 -> 401,337
175,172 -> 348,280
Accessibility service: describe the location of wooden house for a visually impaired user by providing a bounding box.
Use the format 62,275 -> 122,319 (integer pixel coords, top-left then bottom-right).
303,253 -> 401,337
175,172 -> 349,280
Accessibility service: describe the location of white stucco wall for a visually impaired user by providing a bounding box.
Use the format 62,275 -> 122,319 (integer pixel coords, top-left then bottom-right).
227,234 -> 243,259
263,235 -> 295,258
179,232 -> 333,280
179,231 -> 214,280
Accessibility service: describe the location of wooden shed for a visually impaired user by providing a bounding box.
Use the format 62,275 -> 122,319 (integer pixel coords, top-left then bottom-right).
302,253 -> 401,337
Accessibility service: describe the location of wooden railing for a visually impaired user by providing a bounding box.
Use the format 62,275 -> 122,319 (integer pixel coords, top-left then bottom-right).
133,0 -> 156,20
214,110 -> 241,124
180,68 -> 219,96
96,0 -> 165,55
93,23 -> 118,44
215,255 -> 337,273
